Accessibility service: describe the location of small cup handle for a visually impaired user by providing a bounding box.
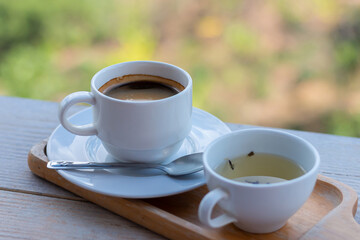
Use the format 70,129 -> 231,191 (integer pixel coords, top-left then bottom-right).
58,91 -> 98,136
198,188 -> 237,228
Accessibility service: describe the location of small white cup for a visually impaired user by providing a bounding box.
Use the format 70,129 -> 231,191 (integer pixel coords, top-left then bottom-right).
58,61 -> 192,163
198,129 -> 320,233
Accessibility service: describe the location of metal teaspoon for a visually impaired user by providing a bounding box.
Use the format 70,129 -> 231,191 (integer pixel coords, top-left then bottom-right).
47,152 -> 203,176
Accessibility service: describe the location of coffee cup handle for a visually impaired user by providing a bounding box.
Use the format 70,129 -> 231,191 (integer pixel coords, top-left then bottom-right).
198,188 -> 237,228
58,91 -> 98,136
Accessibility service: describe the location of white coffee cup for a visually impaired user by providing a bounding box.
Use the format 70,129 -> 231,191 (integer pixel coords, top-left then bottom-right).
198,128 -> 320,233
58,61 -> 192,163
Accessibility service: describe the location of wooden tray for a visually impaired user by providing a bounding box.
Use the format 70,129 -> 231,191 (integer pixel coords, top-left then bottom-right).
28,140 -> 360,240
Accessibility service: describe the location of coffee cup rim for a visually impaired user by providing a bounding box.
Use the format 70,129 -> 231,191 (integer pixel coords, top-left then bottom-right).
203,128 -> 320,188
90,61 -> 192,104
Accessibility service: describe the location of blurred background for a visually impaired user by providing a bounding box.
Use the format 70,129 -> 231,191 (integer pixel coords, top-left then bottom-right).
1,0 -> 360,137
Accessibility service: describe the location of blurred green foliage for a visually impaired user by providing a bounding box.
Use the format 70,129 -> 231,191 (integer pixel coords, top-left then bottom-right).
0,0 -> 114,98
1,0 -> 360,137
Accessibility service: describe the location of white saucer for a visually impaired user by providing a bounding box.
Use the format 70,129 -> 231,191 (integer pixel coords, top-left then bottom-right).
47,107 -> 231,198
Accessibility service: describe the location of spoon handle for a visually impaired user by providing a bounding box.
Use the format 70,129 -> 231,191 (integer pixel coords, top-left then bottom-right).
47,161 -> 157,170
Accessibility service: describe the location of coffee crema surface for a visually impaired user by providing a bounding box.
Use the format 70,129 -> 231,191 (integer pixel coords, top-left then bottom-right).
99,74 -> 185,101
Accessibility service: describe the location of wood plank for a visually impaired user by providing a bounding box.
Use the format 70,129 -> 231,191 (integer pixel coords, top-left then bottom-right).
27,142 -> 360,240
0,189 -> 164,239
0,96 -> 86,200
0,97 -> 359,223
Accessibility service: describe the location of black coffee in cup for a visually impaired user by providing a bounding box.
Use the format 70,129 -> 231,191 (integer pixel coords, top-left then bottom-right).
99,74 -> 184,101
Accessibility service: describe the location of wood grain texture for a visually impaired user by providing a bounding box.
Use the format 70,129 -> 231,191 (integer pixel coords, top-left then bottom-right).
0,97 -> 86,200
0,190 -> 163,240
28,140 -> 360,240
301,177 -> 359,239
0,97 -> 164,239
1,96 -> 360,239
1,97 -> 359,207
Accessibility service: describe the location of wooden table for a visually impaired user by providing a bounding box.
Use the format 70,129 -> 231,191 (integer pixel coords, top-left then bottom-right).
0,96 -> 359,239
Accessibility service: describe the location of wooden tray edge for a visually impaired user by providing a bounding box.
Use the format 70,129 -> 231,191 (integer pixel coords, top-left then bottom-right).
27,140 -> 216,240
28,140 -> 360,240
300,175 -> 360,239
